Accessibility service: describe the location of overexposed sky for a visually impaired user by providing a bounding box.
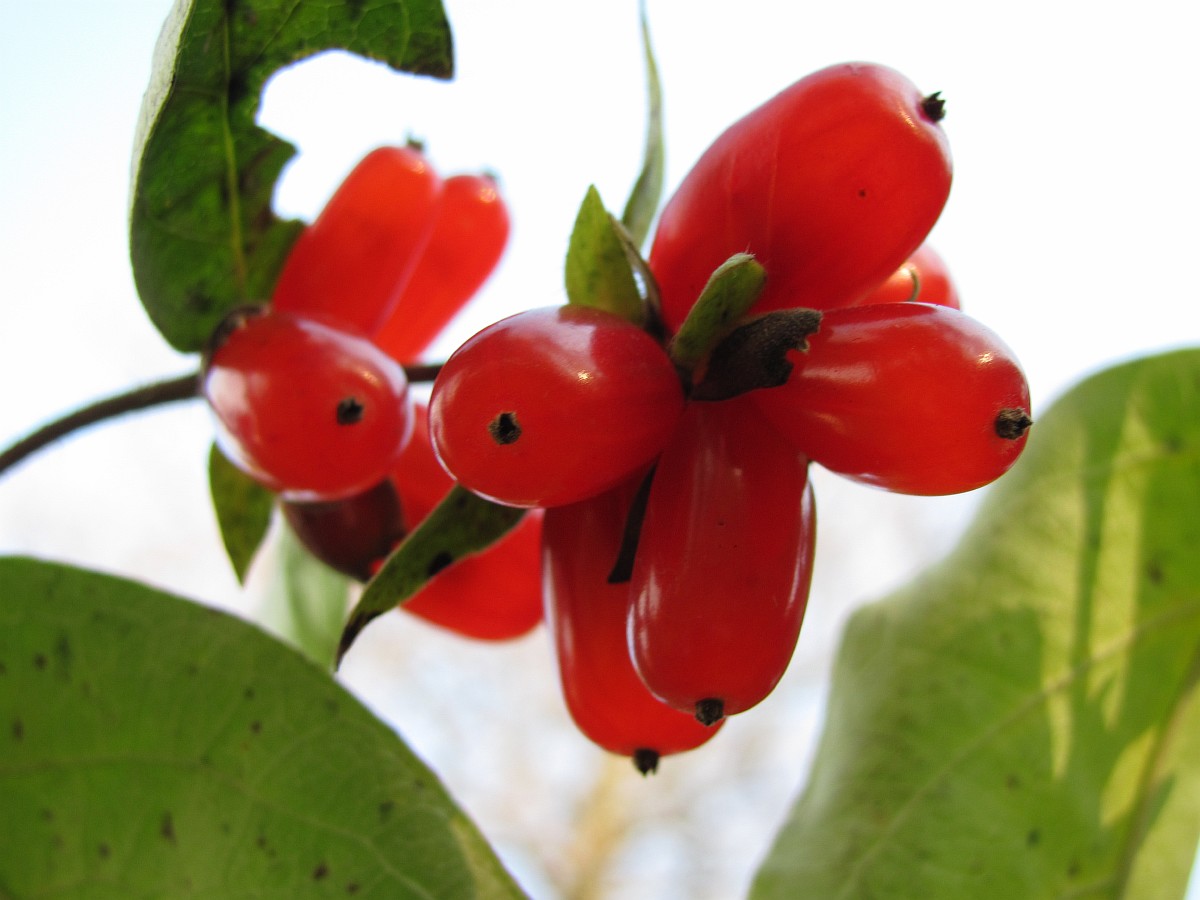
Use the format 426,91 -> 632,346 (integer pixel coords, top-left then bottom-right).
2,1 -> 1199,897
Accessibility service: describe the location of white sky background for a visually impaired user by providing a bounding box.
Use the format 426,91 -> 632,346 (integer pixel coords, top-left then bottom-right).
2,0 -> 1199,897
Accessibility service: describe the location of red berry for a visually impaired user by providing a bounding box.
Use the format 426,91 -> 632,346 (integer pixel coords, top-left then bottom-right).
271,146 -> 442,336
373,173 -> 511,363
628,398 -> 816,723
648,63 -> 952,331
429,305 -> 685,508
543,472 -> 722,771
282,479 -> 406,581
750,302 -> 1032,495
860,244 -> 960,309
202,308 -> 413,500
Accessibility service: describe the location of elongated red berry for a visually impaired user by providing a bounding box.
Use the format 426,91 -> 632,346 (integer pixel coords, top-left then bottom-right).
429,305 -> 685,508
272,145 -> 442,336
629,398 -> 816,723
648,62 -> 952,331
750,302 -> 1031,495
373,173 -> 511,363
544,472 -> 721,772
203,308 -> 412,500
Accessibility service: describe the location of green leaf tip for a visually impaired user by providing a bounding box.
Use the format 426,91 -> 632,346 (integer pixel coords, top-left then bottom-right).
668,252 -> 768,373
752,348 -> 1200,899
565,185 -> 647,327
130,0 -> 455,352
338,485 -> 525,665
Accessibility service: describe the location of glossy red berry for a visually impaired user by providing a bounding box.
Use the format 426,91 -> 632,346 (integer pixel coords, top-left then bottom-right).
282,479 -> 406,581
429,305 -> 685,508
628,398 -> 816,723
372,173 -> 511,363
750,302 -> 1032,495
861,244 -> 960,309
202,308 -> 413,500
271,145 -> 442,336
648,63 -> 952,331
544,473 -> 722,772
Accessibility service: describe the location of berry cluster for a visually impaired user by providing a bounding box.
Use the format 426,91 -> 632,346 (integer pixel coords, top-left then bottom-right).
429,63 -> 1032,772
202,145 -> 543,641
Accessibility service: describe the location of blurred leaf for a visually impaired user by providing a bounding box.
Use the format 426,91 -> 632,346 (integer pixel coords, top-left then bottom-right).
258,515 -> 351,671
565,186 -> 645,326
208,442 -> 274,583
0,556 -> 525,898
619,4 -> 664,250
753,348 -> 1200,899
130,0 -> 454,352
339,486 -> 524,664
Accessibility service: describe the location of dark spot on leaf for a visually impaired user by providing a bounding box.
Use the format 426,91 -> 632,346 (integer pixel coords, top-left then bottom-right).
33,653 -> 46,670
1006,774 -> 1021,790
1067,859 -> 1081,878
12,719 -> 23,741
250,720 -> 262,734
488,411 -> 522,445
1162,434 -> 1183,454
379,800 -> 395,823
185,662 -> 199,676
346,883 -> 361,895
427,551 -> 454,577
337,397 -> 366,425
244,686 -> 256,700
1147,561 -> 1165,584
0,660 -> 6,675
40,808 -> 54,822
227,69 -> 251,109
313,862 -> 329,881
1027,829 -> 1040,847
161,813 -> 176,844
98,843 -> 111,859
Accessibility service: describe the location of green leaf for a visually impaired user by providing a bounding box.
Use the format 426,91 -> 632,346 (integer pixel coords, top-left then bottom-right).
0,556 -> 524,898
619,4 -> 664,250
208,442 -> 275,583
753,348 -> 1200,899
564,185 -> 646,326
258,515 -> 352,671
339,485 -> 525,664
130,0 -> 454,352
667,252 -> 766,373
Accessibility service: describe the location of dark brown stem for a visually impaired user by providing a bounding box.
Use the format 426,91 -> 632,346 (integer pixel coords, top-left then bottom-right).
0,372 -> 202,478
0,361 -> 445,479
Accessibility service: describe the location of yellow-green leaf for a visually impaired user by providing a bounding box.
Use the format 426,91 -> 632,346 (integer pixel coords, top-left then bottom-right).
0,556 -> 524,898
753,348 -> 1200,899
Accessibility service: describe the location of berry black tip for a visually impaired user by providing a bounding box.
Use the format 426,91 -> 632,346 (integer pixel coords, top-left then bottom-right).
336,397 -> 365,426
695,698 -> 725,727
632,748 -> 660,776
488,411 -> 522,445
921,91 -> 946,123
994,408 -> 1033,440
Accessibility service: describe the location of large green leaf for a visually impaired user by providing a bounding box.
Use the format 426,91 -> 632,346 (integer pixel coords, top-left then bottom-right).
0,557 -> 524,898
130,0 -> 453,352
754,348 -> 1200,899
